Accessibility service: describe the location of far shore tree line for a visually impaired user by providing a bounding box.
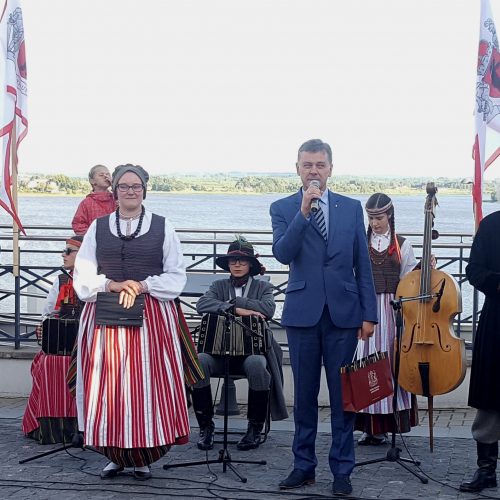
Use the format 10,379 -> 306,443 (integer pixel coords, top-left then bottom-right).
18,173 -> 499,198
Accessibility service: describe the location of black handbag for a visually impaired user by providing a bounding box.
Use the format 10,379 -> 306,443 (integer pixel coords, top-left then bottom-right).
95,292 -> 145,327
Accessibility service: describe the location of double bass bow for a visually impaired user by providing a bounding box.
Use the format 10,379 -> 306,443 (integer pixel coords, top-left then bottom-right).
395,183 -> 466,451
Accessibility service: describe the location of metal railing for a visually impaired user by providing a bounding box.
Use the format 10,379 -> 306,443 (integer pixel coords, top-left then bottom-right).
0,225 -> 479,349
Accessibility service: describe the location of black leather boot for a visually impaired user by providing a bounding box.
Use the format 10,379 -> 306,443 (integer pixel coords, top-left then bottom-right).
197,421 -> 215,451
237,389 -> 269,451
192,386 -> 215,451
460,441 -> 498,492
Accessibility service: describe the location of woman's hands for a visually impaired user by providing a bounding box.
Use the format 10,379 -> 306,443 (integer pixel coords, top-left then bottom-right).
430,254 -> 437,269
35,323 -> 43,345
108,280 -> 143,308
414,254 -> 437,271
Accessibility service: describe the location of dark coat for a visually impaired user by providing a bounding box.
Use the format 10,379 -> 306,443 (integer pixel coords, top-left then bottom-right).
466,210 -> 500,411
196,277 -> 275,320
196,277 -> 288,421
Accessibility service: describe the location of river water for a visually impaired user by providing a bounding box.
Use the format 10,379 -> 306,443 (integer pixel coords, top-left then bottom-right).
0,193 -> 497,318
1,192 -> 497,234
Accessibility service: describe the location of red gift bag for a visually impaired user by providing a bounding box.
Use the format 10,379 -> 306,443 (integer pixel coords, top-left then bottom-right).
341,351 -> 394,412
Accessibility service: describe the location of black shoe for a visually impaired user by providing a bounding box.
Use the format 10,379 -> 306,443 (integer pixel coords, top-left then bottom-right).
237,422 -> 263,451
197,422 -> 215,451
332,475 -> 353,496
133,467 -> 152,481
71,432 -> 84,448
460,469 -> 497,492
358,433 -> 387,446
100,465 -> 124,479
279,469 -> 315,489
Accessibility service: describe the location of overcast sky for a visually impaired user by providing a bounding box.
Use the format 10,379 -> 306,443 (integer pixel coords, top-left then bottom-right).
16,0 -> 500,180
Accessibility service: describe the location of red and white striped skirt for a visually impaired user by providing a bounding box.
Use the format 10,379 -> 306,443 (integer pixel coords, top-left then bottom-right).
76,295 -> 190,449
22,351 -> 77,435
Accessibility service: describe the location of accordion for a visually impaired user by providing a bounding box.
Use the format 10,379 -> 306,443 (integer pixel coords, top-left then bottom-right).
41,317 -> 79,356
197,313 -> 270,356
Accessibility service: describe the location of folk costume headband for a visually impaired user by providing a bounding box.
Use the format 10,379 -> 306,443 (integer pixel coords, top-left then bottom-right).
365,199 -> 393,216
66,236 -> 83,248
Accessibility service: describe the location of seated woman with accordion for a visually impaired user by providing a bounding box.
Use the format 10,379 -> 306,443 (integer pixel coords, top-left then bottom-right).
22,235 -> 83,444
194,236 -> 288,452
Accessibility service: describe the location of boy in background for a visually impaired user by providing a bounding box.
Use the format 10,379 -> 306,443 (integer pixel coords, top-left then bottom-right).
72,164 -> 116,234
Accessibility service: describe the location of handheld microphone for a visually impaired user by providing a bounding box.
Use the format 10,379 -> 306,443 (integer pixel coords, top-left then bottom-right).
309,180 -> 320,213
432,279 -> 446,313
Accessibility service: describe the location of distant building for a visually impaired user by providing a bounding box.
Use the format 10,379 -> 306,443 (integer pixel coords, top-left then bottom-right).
46,181 -> 59,193
26,180 -> 41,189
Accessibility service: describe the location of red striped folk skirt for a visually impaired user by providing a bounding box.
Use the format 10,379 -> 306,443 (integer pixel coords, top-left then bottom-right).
22,351 -> 77,436
77,295 -> 190,450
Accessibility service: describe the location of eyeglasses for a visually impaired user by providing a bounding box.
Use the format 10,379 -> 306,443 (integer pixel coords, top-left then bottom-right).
299,163 -> 329,171
62,248 -> 78,255
228,258 -> 250,265
117,183 -> 144,193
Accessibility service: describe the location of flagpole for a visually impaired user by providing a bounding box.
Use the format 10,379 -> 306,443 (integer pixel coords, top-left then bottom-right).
11,120 -> 21,349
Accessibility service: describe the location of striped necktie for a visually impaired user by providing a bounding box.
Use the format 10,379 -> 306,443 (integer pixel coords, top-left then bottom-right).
314,205 -> 328,240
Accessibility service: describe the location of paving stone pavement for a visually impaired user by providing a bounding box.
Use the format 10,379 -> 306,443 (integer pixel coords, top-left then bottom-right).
1,398 -> 499,500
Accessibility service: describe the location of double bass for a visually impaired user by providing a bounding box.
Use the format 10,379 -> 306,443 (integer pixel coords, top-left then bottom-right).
395,183 -> 466,450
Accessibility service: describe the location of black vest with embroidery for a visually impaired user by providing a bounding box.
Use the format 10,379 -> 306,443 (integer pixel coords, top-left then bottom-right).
370,235 -> 406,294
95,213 -> 165,282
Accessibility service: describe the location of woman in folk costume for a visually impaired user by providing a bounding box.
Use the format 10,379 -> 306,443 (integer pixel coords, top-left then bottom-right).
73,164 -> 189,481
22,235 -> 83,444
355,193 -> 420,445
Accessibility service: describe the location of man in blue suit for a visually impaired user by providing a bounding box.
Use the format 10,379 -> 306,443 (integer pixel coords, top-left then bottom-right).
270,139 -> 377,497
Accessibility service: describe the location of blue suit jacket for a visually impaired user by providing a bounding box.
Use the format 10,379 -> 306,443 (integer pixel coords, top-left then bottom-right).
270,189 -> 377,329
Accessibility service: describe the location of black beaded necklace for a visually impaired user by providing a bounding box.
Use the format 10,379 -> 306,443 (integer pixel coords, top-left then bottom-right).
115,206 -> 145,241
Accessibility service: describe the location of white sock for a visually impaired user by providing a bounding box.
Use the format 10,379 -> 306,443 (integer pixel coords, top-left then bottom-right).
103,462 -> 121,471
134,465 -> 150,473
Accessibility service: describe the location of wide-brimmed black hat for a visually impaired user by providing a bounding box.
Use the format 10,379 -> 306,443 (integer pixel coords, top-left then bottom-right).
215,236 -> 264,276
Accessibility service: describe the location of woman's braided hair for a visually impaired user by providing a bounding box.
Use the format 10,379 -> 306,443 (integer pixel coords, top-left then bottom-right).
365,193 -> 400,263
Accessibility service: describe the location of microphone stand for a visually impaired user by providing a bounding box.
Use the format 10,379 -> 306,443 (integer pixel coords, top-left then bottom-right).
163,309 -> 266,483
19,432 -> 101,464
354,293 -> 441,484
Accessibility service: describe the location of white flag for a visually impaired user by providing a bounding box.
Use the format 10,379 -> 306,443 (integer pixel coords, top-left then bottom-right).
0,0 -> 27,232
474,0 -> 500,228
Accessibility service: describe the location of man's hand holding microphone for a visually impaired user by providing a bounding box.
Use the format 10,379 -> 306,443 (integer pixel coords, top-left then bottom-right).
301,179 -> 321,217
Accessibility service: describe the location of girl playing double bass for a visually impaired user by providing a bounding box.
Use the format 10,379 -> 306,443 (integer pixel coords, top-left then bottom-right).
356,193 -> 422,445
